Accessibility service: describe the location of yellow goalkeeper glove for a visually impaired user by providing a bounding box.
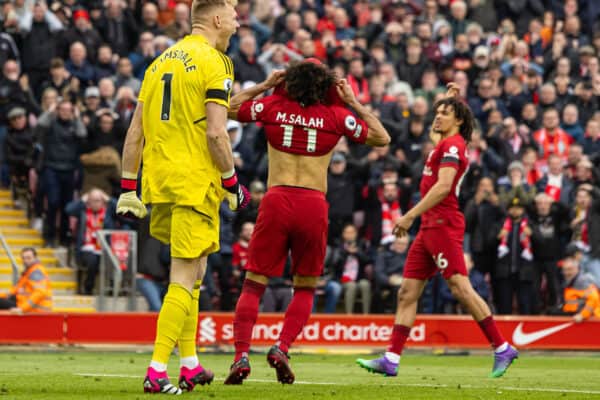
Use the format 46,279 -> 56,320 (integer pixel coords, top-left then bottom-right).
117,191 -> 147,219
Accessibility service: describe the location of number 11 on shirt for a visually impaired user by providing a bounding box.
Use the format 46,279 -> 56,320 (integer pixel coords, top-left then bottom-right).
280,124 -> 317,153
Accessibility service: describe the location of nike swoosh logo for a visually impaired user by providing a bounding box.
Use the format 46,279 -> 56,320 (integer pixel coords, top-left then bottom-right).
512,322 -> 574,346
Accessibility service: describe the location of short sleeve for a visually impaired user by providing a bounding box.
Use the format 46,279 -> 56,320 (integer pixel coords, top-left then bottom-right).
439,139 -> 464,170
237,96 -> 274,123
204,52 -> 234,108
334,106 -> 368,144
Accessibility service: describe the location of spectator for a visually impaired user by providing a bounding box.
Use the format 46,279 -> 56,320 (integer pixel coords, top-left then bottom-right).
373,235 -> 408,313
231,35 -> 266,84
555,245 -> 600,322
65,41 -> 96,89
533,108 -> 573,161
163,3 -> 190,41
536,154 -> 574,205
561,104 -> 585,144
495,194 -> 535,314
257,43 -> 303,76
60,9 -> 102,63
139,2 -> 163,36
530,192 -> 570,313
396,36 -> 431,89
128,31 -> 156,81
20,0 -> 61,91
66,188 -> 118,294
582,119 -> 600,156
5,107 -> 34,198
571,184 -> 600,286
326,152 -> 356,244
468,77 -> 508,132
36,99 -> 87,246
498,160 -> 537,208
96,0 -> 139,57
39,58 -> 72,100
112,57 -> 141,94
329,224 -> 372,314
0,247 -> 52,312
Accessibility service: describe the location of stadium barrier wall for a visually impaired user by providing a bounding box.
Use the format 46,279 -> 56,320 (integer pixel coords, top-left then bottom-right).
1,313 -> 599,350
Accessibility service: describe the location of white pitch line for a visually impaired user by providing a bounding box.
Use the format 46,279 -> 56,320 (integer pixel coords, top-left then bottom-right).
73,373 -> 600,395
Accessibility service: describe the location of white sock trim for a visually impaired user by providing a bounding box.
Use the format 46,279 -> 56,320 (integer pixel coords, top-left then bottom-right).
149,360 -> 167,372
495,342 -> 509,353
384,351 -> 400,364
180,355 -> 199,369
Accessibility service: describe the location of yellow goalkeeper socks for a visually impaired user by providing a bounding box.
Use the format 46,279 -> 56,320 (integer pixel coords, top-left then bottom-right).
179,281 -> 201,360
151,283 -> 193,365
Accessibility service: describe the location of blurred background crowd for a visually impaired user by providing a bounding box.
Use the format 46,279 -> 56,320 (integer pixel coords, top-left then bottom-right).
0,0 -> 599,316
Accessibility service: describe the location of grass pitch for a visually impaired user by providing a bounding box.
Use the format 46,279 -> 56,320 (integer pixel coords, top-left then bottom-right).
0,350 -> 599,399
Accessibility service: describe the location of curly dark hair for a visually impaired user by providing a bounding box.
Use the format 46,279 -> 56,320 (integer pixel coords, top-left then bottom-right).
432,97 -> 475,142
284,61 -> 336,107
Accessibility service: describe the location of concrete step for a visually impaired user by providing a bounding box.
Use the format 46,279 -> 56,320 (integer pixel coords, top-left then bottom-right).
0,209 -> 25,217
6,237 -> 44,246
0,217 -> 29,227
0,267 -> 76,281
4,247 -> 56,257
0,190 -> 11,199
0,198 -> 15,208
0,280 -> 76,291
0,228 -> 41,238
0,255 -> 59,266
51,295 -> 96,312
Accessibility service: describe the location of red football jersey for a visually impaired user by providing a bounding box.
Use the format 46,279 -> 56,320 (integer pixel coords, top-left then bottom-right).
419,133 -> 469,232
237,92 -> 368,155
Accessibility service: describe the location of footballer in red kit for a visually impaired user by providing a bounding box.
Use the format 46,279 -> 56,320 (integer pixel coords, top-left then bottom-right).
223,60 -> 391,385
403,133 -> 469,281
357,84 -> 519,379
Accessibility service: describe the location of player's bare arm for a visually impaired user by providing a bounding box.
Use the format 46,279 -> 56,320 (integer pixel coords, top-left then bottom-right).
116,103 -> 147,218
206,102 -> 235,173
121,102 -> 144,178
393,166 -> 457,237
228,70 -> 286,119
335,78 -> 390,147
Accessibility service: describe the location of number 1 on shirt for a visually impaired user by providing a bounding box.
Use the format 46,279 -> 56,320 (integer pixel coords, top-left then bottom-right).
161,73 -> 173,121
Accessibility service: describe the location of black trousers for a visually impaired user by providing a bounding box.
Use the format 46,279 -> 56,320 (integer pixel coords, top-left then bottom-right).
533,259 -> 561,313
494,274 -> 534,315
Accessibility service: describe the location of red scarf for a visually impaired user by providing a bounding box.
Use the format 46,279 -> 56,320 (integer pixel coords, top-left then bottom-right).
347,74 -> 371,104
574,208 -> 591,252
381,201 -> 401,245
497,217 -> 533,261
82,207 -> 106,254
534,128 -> 572,160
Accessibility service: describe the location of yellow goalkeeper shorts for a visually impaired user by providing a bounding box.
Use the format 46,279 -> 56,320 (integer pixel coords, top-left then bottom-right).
150,187 -> 220,259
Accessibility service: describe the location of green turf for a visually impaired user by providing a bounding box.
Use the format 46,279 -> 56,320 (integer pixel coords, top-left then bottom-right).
0,351 -> 599,399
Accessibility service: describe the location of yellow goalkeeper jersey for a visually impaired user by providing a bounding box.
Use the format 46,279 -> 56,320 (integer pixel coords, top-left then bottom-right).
139,34 -> 234,206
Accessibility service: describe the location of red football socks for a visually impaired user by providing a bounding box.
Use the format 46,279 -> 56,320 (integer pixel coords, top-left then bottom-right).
233,279 -> 266,361
478,315 -> 506,348
387,324 -> 411,355
277,287 -> 316,353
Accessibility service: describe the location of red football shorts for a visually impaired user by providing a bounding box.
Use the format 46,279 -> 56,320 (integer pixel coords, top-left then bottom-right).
403,228 -> 467,280
245,186 -> 328,277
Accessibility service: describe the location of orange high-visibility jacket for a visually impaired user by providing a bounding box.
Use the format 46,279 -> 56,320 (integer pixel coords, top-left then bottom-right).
563,273 -> 600,319
0,263 -> 52,312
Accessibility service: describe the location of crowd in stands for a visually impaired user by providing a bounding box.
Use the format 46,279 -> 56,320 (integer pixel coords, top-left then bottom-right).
0,0 -> 599,317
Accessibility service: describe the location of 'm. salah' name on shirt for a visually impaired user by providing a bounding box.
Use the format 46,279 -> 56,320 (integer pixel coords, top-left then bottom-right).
275,112 -> 324,129
151,49 -> 197,73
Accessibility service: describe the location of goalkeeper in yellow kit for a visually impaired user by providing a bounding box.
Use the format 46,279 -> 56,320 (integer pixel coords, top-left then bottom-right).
116,0 -> 252,394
